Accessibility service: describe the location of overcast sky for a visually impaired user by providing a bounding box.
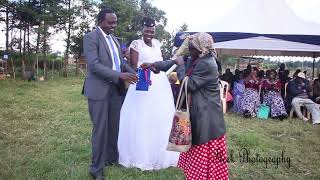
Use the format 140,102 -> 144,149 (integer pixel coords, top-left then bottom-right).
1,0 -> 320,55
151,0 -> 320,32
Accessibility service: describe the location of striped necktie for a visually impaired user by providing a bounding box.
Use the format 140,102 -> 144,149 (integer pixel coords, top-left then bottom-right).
106,35 -> 121,72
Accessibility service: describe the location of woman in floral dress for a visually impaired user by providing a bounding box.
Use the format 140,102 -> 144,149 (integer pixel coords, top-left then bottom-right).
261,69 -> 287,120
240,67 -> 261,118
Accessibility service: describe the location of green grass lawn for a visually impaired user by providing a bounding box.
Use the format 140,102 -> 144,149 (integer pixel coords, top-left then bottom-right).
0,77 -> 319,180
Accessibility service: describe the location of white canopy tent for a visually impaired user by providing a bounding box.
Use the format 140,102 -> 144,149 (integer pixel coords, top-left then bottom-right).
188,0 -> 320,58
215,36 -> 320,57
174,0 -> 320,77
195,0 -> 320,36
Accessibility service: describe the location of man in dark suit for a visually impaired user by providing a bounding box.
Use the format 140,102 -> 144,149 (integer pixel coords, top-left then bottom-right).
83,8 -> 137,180
287,72 -> 320,124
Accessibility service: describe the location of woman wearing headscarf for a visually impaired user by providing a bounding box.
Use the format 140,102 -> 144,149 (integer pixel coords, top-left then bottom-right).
240,67 -> 261,117
141,32 -> 229,180
118,17 -> 179,170
232,70 -> 245,114
261,69 -> 287,120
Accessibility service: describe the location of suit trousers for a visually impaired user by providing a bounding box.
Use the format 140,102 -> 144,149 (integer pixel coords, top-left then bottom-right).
88,85 -> 124,175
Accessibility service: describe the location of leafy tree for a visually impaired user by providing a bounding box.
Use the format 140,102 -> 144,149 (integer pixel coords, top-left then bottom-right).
58,0 -> 96,77
36,0 -> 64,79
99,0 -> 171,55
178,23 -> 188,32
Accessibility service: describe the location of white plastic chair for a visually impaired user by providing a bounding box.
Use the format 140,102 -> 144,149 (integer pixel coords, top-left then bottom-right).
220,80 -> 229,114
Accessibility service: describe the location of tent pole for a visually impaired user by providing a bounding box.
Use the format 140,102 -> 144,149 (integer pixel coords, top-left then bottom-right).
312,52 -> 315,80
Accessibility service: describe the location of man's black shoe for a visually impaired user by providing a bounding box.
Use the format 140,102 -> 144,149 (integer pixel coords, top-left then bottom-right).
90,172 -> 105,180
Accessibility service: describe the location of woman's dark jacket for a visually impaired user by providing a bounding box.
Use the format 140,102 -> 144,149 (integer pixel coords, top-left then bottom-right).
154,56 -> 226,145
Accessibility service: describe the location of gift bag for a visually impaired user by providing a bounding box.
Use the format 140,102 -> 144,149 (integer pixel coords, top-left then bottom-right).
136,68 -> 151,91
167,77 -> 192,152
257,103 -> 270,120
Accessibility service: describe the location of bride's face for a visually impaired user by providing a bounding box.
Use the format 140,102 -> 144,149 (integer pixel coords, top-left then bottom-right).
143,26 -> 155,44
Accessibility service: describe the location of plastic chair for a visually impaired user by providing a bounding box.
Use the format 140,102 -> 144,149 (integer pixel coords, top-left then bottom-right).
220,80 -> 229,114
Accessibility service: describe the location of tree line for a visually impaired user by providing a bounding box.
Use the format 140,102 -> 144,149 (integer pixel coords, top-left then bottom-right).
0,0 -> 188,79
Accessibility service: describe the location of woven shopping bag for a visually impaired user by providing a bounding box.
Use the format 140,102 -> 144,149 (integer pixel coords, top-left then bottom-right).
167,77 -> 192,152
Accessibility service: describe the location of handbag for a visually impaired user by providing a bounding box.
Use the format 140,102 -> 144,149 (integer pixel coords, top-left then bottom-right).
257,103 -> 270,120
167,77 -> 192,152
136,68 -> 151,91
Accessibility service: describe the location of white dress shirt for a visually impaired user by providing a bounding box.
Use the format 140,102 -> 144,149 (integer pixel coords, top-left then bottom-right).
98,27 -> 121,71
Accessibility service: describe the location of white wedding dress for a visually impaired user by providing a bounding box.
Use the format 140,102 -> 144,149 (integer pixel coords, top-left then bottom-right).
118,39 -> 179,170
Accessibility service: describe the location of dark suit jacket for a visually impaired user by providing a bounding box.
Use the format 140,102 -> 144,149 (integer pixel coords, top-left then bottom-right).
286,78 -> 312,109
154,56 -> 226,145
82,28 -> 135,100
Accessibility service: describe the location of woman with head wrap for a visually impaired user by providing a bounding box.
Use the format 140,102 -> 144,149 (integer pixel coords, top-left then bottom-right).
240,67 -> 261,118
232,70 -> 245,114
261,69 -> 287,120
117,17 -> 179,170
141,32 -> 229,180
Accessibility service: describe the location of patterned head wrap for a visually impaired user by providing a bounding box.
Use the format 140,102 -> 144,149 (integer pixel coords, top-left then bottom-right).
189,32 -> 217,58
172,32 -> 217,59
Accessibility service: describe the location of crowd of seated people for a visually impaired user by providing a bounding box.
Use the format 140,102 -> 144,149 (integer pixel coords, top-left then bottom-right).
220,63 -> 320,124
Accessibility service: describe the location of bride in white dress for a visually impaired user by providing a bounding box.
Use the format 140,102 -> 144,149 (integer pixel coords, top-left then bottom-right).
118,18 -> 179,170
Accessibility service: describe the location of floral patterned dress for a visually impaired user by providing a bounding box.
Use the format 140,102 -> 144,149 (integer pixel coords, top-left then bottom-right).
261,79 -> 287,118
240,79 -> 261,117
232,79 -> 245,114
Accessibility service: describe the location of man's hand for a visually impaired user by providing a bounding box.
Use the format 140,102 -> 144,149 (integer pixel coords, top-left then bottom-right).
140,63 -> 159,74
119,73 -> 138,84
150,66 -> 160,74
140,63 -> 155,69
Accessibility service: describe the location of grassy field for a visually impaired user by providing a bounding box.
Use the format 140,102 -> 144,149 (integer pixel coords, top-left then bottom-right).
0,77 -> 320,180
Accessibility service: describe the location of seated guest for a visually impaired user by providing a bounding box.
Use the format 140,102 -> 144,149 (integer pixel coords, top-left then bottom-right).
283,70 -> 291,82
278,64 -> 286,95
246,64 -> 252,72
280,70 -> 292,98
258,69 -> 266,102
232,70 -> 245,114
303,70 -> 311,81
278,63 -> 286,79
313,74 -> 320,103
221,68 -> 234,84
265,70 -> 271,79
287,72 -> 320,124
240,67 -> 261,118
292,69 -> 301,79
261,69 -> 287,120
231,69 -> 240,90
257,70 -> 265,81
